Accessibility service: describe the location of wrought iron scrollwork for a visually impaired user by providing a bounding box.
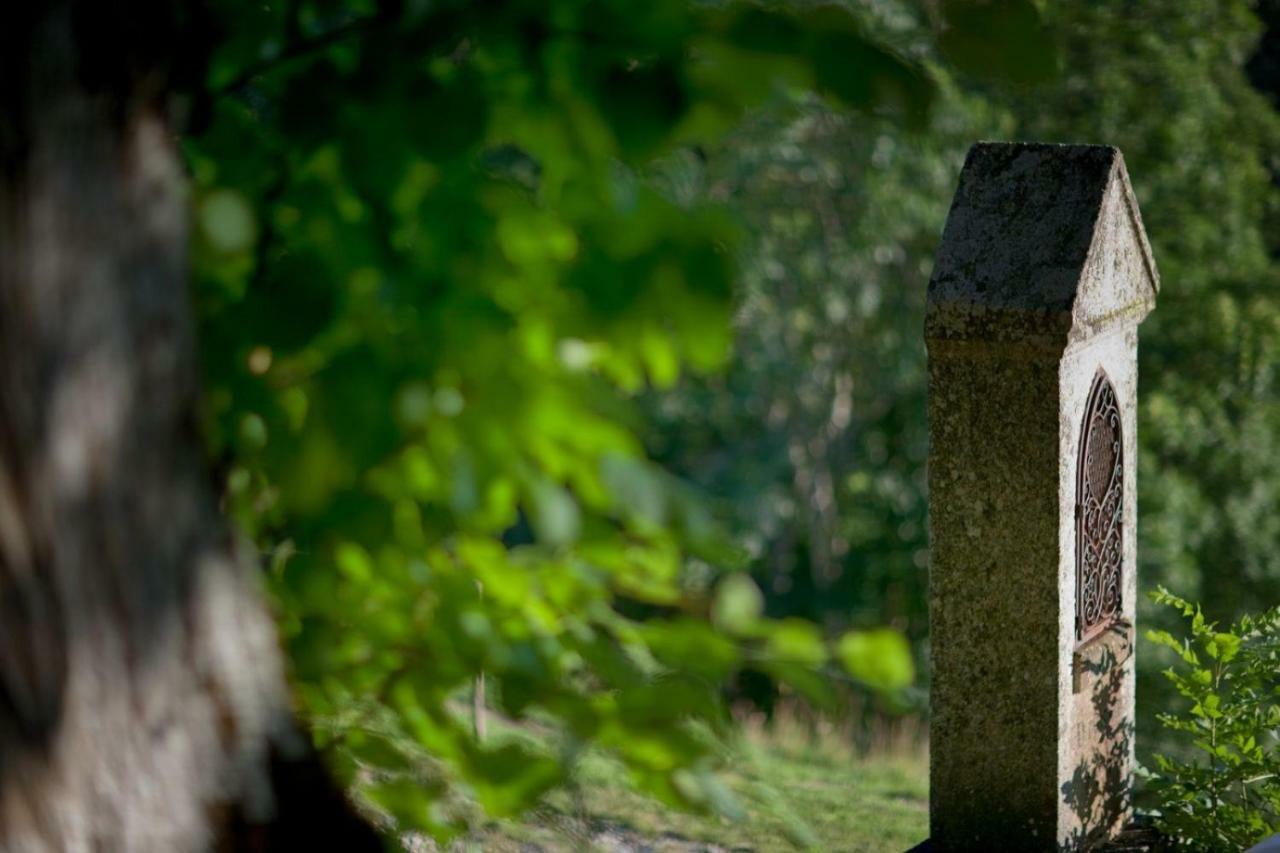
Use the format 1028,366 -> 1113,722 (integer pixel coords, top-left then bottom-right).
1077,371 -> 1123,643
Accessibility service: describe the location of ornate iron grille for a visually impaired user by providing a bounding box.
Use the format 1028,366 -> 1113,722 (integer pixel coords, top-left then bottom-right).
1077,370 -> 1123,644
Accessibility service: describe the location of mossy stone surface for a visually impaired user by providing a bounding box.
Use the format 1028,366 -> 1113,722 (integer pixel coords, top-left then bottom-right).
926,142 -> 1157,851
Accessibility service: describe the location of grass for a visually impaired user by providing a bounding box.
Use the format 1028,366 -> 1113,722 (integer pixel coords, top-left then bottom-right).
450,709 -> 929,852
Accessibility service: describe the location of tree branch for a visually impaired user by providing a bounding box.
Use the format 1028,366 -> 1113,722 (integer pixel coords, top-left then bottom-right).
214,13 -> 385,97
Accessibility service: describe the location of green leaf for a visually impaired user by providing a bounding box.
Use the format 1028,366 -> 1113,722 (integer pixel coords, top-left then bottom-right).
527,479 -> 582,547
601,454 -> 668,527
711,573 -> 763,634
763,618 -> 826,668
802,7 -> 931,122
345,730 -> 411,771
334,542 -> 374,583
761,660 -> 835,710
836,628 -> 915,693
199,188 -> 258,254
641,618 -> 741,683
937,0 -> 1058,86
1206,632 -> 1242,663
467,743 -> 563,817
363,778 -> 456,839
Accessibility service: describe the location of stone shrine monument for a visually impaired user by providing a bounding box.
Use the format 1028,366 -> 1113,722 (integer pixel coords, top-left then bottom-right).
925,143 -> 1158,850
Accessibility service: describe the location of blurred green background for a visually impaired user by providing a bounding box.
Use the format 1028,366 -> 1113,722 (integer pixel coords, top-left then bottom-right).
187,0 -> 1280,846
648,0 -> 1280,761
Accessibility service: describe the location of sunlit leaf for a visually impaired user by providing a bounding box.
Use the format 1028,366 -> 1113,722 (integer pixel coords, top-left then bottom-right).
711,573 -> 763,634
836,628 -> 915,692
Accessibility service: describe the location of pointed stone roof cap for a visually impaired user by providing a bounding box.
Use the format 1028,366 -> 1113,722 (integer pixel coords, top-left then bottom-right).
926,142 -> 1159,352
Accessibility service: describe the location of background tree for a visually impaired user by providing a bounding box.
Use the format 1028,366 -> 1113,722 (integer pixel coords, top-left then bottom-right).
641,1 -> 1023,719
647,0 -> 1280,760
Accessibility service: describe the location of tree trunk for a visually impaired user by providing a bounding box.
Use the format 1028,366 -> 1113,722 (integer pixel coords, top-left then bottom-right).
0,4 -> 378,850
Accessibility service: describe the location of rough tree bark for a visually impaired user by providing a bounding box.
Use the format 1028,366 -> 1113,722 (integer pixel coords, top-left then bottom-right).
0,4 -> 380,850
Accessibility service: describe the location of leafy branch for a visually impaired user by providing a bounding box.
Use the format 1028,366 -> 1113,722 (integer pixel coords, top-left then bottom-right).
1146,586 -> 1280,850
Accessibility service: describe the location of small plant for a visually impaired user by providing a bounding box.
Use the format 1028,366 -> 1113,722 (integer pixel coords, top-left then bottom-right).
1145,586 -> 1280,850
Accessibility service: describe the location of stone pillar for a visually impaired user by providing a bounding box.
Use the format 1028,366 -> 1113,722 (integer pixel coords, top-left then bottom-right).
925,143 -> 1158,851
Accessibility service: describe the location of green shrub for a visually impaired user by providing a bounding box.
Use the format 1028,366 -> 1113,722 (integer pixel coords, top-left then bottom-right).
1145,586 -> 1280,849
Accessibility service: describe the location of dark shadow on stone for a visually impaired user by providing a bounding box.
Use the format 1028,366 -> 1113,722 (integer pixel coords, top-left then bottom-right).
1061,622 -> 1134,850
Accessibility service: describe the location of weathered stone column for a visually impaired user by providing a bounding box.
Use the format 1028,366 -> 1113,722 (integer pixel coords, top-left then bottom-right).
925,143 -> 1158,850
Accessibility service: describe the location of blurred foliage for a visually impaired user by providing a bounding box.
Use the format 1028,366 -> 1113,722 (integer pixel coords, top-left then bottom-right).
177,0 -> 1016,840
183,0 -> 1280,835
1145,588 -> 1280,850
642,2 -> 1016,673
